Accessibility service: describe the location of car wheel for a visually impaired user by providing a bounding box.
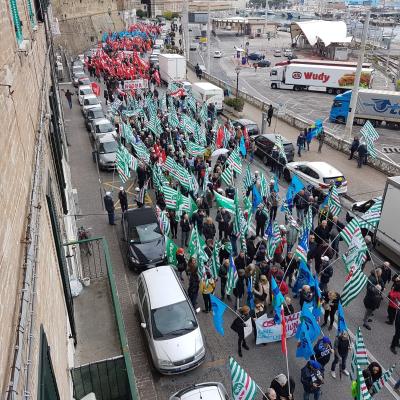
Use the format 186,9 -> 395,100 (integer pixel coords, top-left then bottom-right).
283,168 -> 291,182
271,83 -> 277,89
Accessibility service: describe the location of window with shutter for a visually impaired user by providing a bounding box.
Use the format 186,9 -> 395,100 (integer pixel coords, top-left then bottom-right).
27,0 -> 36,28
9,0 -> 23,44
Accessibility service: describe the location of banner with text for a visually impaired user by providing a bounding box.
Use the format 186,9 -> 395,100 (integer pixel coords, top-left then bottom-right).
255,312 -> 300,345
123,79 -> 148,90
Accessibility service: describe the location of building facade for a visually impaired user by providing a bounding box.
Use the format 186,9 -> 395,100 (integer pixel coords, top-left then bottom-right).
0,0 -> 78,398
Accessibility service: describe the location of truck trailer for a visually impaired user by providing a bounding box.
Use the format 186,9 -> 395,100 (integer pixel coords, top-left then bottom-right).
375,176 -> 400,266
270,62 -> 373,94
329,89 -> 400,128
158,54 -> 186,84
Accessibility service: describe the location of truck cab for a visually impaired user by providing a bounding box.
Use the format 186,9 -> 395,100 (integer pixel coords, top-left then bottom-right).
329,91 -> 351,124
270,66 -> 286,89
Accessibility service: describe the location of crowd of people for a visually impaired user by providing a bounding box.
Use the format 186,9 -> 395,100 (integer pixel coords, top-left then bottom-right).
75,20 -> 400,400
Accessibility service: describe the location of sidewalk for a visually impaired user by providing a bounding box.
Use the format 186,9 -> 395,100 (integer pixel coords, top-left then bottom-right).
187,68 -> 388,202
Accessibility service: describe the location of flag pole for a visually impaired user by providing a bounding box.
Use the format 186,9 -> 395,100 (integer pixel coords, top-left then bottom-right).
284,346 -> 292,398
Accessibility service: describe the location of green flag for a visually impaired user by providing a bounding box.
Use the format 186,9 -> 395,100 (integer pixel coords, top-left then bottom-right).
166,237 -> 178,267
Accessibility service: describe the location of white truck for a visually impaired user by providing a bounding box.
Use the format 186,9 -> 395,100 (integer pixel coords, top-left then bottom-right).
374,176 -> 400,266
192,82 -> 224,112
270,61 -> 373,94
158,54 -> 186,84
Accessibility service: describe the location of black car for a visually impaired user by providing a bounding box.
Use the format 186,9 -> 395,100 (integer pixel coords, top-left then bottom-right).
346,197 -> 381,236
85,108 -> 105,131
232,119 -> 260,136
255,60 -> 271,68
248,52 -> 263,61
122,207 -> 166,271
255,133 -> 295,165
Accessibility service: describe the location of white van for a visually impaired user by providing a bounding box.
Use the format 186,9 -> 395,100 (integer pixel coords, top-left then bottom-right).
192,82 -> 224,112
137,265 -> 205,374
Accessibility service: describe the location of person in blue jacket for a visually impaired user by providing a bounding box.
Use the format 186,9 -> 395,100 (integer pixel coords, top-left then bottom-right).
301,360 -> 324,400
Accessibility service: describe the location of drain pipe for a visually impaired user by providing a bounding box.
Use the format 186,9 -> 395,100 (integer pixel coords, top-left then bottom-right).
6,42 -> 51,400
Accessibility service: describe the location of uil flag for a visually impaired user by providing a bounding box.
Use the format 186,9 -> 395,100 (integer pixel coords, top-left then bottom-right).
295,322 -> 315,360
271,276 -> 285,324
229,357 -> 258,400
210,294 -> 228,336
292,261 -> 313,294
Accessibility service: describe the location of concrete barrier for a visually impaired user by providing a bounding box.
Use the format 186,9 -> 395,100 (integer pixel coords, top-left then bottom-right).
188,62 -> 400,176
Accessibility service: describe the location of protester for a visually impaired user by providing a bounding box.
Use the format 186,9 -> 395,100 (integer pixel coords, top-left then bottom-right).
168,209 -> 178,239
363,269 -> 383,330
200,271 -> 215,313
387,280 -> 400,325
297,132 -> 305,157
314,336 -> 334,369
331,331 -> 351,379
253,275 -> 270,307
349,136 -> 360,160
270,373 -> 295,400
203,217 -> 216,241
317,128 -> 325,153
263,388 -> 277,400
233,269 -> 246,310
180,213 -> 191,247
357,143 -> 368,168
362,362 -> 382,394
175,248 -> 187,281
118,186 -> 128,214
216,208 -> 231,239
250,299 -> 265,342
390,305 -> 400,354
230,306 -> 250,357
301,360 -> 324,400
319,257 -> 333,292
187,259 -> 200,307
321,291 -> 340,330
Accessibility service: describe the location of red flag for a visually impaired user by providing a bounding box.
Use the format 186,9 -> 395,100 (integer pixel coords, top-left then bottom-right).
281,306 -> 287,355
216,126 -> 224,149
170,88 -> 185,97
160,149 -> 166,164
153,70 -> 161,86
243,126 -> 250,149
91,82 -> 101,96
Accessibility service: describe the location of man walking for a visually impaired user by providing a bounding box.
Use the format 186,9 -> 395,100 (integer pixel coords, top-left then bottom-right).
317,128 -> 325,153
118,186 -> 128,214
104,191 -> 116,225
297,131 -> 305,157
357,143 -> 368,168
267,104 -> 274,127
65,89 -> 73,109
349,136 -> 360,160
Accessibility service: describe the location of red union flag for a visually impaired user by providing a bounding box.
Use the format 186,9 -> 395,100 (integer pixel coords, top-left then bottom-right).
91,82 -> 101,96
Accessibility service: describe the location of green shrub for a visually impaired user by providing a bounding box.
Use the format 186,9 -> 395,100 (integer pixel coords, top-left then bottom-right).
136,9 -> 146,18
223,97 -> 244,112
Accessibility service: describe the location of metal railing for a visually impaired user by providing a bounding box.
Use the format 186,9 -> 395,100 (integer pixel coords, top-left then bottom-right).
187,61 -> 400,176
63,237 -> 138,400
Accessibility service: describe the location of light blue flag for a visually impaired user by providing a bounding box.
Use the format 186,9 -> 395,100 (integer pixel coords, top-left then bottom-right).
296,303 -> 321,343
311,275 -> 323,319
273,174 -> 280,193
252,185 -> 262,212
239,135 -> 247,157
210,294 -> 228,336
306,119 -> 323,142
337,301 -> 348,334
286,175 -> 305,206
292,261 -> 313,295
271,276 -> 285,324
296,323 -> 315,360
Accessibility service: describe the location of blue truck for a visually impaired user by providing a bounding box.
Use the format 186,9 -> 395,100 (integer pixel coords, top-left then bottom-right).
329,89 -> 400,129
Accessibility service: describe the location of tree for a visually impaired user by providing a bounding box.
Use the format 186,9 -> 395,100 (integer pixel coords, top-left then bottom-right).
136,9 -> 146,19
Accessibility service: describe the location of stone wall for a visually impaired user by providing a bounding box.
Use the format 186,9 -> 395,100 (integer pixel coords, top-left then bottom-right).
0,2 -> 73,398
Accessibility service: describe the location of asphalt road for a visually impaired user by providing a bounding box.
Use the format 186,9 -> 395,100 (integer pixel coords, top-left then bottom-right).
188,26 -> 400,164
62,76 -> 399,400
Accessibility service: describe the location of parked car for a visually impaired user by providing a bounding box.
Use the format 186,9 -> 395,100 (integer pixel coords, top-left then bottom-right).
248,52 -> 263,61
255,133 -> 295,164
72,65 -> 84,75
273,49 -> 282,57
73,71 -> 86,86
190,42 -> 199,51
287,54 -> 298,60
255,59 -> 271,67
122,207 -> 166,270
345,197 -> 381,236
137,265 -> 205,374
90,118 -> 116,140
85,108 -> 105,131
213,50 -> 222,58
283,48 -> 293,57
170,383 -> 229,400
232,119 -> 260,136
81,94 -> 102,115
78,85 -> 94,105
92,134 -> 117,170
77,77 -> 91,88
284,161 -> 348,194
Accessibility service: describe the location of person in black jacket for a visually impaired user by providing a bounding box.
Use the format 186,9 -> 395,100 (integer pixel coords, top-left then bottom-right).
270,373 -> 295,400
390,305 -> 400,354
357,143 -> 368,168
255,205 -> 268,237
180,213 -> 191,247
314,336 -> 334,369
301,360 -> 324,400
321,291 -> 340,330
216,208 -> 231,239
219,259 -> 229,300
349,136 -> 359,160
363,269 -> 383,330
203,217 -> 216,241
362,362 -> 382,395
331,331 -> 351,379
168,210 -> 178,239
103,192 -> 115,225
230,306 -> 250,357
319,256 -> 333,292
233,269 -> 246,310
187,261 -> 200,307
175,248 -> 187,281
118,186 -> 128,214
219,239 -> 231,265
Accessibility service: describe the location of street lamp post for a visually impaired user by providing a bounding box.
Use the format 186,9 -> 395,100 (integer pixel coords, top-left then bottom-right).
235,66 -> 241,99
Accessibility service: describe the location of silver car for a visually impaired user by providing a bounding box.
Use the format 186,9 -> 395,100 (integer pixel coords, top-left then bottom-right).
81,94 -> 102,116
137,266 -> 205,374
93,134 -> 117,171
90,118 -> 116,140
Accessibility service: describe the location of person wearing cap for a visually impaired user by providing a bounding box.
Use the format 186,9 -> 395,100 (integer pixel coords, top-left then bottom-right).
314,336 -> 334,369
270,373 -> 295,400
103,192 -> 116,225
230,305 -> 250,357
118,187 -> 128,214
319,256 -> 333,292
301,360 -> 324,400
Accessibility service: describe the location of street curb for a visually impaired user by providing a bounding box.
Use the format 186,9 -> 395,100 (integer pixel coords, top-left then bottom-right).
187,62 -> 400,177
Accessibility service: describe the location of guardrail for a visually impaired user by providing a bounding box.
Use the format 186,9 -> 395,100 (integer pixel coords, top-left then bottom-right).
188,62 -> 400,176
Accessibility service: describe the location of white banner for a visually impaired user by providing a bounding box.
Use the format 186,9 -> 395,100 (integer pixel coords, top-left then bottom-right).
255,311 -> 301,345
123,79 -> 148,90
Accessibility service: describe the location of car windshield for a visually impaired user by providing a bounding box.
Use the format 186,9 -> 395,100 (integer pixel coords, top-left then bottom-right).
99,141 -> 118,154
247,124 -> 257,131
96,123 -> 114,133
80,88 -> 92,95
129,222 -> 162,243
84,98 -> 99,105
151,301 -> 198,340
74,72 -> 85,78
89,111 -> 105,119
79,79 -> 91,85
